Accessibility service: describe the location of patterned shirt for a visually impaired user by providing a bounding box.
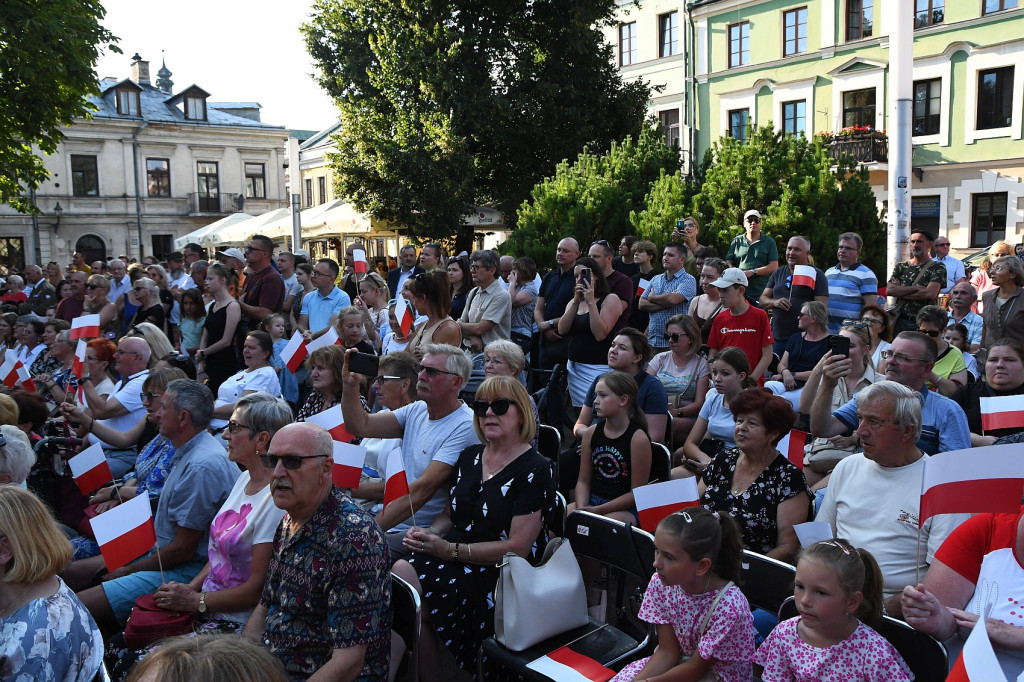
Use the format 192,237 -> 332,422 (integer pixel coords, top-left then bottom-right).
889,259 -> 946,319
948,309 -> 984,347
261,487 -> 392,681
642,268 -> 697,346
825,262 -> 878,333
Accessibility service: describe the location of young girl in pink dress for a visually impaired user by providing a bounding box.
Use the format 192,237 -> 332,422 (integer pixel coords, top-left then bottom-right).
612,507 -> 755,682
754,539 -> 913,681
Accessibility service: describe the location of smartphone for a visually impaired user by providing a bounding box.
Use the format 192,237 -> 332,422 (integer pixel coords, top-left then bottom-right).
827,335 -> 851,358
579,268 -> 591,286
348,352 -> 380,377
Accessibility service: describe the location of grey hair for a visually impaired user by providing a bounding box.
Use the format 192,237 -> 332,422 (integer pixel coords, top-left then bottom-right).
470,249 -> 499,271
0,425 -> 35,484
838,232 -> 863,251
306,423 -> 334,459
854,381 -> 922,442
135,276 -> 158,294
422,343 -> 472,383
191,260 -> 209,273
483,339 -> 526,374
6,275 -> 22,288
789,235 -> 812,251
235,393 -> 293,441
167,379 -> 215,430
55,330 -> 73,346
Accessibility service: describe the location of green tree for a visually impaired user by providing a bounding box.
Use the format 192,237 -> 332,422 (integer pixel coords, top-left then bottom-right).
630,169 -> 699,245
506,125 -> 682,270
302,0 -> 649,251
0,0 -> 119,212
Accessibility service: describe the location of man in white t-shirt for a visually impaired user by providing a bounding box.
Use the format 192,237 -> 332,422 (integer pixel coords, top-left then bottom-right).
818,380 -> 968,617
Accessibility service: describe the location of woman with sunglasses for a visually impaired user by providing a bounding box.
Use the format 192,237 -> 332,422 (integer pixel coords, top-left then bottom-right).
393,376 -> 554,677
404,270 -> 462,358
82,274 -> 117,337
208,331 -> 281,436
197,263 -> 240,394
765,301 -> 830,409
648,314 -> 710,445
107,393 -> 292,677
447,256 -> 472,320
858,304 -> 893,373
916,305 -> 968,396
129,277 -> 167,336
951,338 -> 1024,446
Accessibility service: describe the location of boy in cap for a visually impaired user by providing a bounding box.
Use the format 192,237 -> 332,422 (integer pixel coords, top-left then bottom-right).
707,268 -> 774,385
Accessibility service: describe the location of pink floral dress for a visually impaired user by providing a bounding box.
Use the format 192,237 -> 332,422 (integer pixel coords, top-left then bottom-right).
611,574 -> 755,682
754,617 -> 913,681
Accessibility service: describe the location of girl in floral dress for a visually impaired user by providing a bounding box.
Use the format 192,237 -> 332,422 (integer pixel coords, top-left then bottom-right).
754,539 -> 913,681
612,507 -> 755,682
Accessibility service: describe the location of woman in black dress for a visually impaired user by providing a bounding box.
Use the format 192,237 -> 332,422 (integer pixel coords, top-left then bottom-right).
130,277 -> 166,336
195,263 -> 240,395
393,376 -> 554,678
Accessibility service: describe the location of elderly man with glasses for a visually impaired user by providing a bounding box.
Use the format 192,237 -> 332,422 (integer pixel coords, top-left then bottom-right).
726,209 -> 779,303
458,250 -> 512,351
299,258 -> 350,342
932,236 -> 966,295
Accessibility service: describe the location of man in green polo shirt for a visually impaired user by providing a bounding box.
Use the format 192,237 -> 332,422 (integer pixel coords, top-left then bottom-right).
727,209 -> 780,303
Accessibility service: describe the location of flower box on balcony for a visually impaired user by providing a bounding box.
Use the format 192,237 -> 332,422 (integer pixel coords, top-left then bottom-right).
828,130 -> 888,164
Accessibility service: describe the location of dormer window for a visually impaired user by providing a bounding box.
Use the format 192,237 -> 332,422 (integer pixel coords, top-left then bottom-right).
186,95 -> 207,121
116,87 -> 140,116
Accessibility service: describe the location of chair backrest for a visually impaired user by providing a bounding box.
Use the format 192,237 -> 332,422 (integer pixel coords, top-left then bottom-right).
777,595 -> 798,622
565,510 -> 655,582
650,442 -> 672,484
390,572 -> 422,682
550,491 -> 567,538
740,550 -> 796,616
537,424 -> 561,464
876,616 -> 948,681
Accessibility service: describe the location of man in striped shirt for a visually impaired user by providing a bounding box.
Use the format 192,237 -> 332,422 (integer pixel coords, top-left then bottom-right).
824,232 -> 878,333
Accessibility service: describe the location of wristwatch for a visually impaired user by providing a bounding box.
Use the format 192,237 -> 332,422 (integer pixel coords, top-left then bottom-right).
198,592 -> 208,614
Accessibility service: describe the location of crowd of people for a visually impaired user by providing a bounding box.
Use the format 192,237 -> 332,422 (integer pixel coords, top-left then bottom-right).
1,217 -> 1024,681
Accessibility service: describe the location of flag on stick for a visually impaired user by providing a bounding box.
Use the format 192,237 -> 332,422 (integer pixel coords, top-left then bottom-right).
90,493 -> 156,572
70,314 -> 101,340
947,607 -> 1008,682
980,395 -> 1024,432
395,296 -> 414,336
304,404 -> 355,443
526,647 -> 615,682
777,429 -> 809,469
353,248 -> 368,274
68,442 -> 113,495
72,339 -> 88,380
792,265 -> 817,289
307,326 -> 340,351
919,445 -> 1024,527
636,278 -> 651,298
633,478 -> 699,532
383,448 -> 410,510
280,330 -> 308,373
333,441 -> 366,489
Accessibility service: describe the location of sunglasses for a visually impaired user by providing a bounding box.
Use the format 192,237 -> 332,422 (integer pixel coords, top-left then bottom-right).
471,398 -> 512,417
259,453 -> 328,470
746,217 -> 761,223
139,392 -> 163,404
663,333 -> 683,343
841,321 -> 870,331
86,283 -> 104,290
417,364 -> 460,379
917,328 -> 941,337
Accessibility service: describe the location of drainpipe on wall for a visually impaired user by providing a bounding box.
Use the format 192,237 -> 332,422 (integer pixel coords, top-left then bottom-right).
132,121 -> 149,260
686,0 -> 697,180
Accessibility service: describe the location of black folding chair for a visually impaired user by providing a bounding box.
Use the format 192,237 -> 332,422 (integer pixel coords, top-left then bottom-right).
877,616 -> 948,681
650,442 -> 672,484
740,550 -> 796,617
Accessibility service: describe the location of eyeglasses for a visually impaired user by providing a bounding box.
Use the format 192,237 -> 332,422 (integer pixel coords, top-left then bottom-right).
935,242 -> 950,247
879,350 -> 928,363
917,328 -> 941,337
663,333 -> 682,343
114,349 -> 140,357
471,398 -> 512,417
837,245 -> 858,252
371,375 -> 402,385
259,453 -> 328,470
226,420 -> 253,434
311,270 -> 332,278
469,264 -> 484,272
139,392 -> 163,404
417,364 -> 460,379
859,317 -> 883,327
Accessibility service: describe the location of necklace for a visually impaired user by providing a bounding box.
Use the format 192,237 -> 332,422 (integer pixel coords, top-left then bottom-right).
699,573 -> 712,595
0,583 -> 29,617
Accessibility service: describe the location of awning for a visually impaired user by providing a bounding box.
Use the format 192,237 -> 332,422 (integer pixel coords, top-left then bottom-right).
260,200 -> 348,241
175,213 -> 255,250
207,208 -> 293,247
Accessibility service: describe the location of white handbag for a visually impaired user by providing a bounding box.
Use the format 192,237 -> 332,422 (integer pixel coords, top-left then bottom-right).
493,537 -> 589,651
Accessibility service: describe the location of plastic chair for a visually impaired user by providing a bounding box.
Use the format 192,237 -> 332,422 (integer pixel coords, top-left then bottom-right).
478,511 -> 657,680
391,573 -> 422,682
740,550 -> 796,617
650,442 -> 672,484
876,616 -> 948,681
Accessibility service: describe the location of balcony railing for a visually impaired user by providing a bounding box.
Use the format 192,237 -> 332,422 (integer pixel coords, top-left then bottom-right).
828,131 -> 888,164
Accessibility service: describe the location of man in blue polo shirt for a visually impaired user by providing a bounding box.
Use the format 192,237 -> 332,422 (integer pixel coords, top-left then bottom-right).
299,258 -> 350,340
534,238 -> 580,370
825,232 -> 879,333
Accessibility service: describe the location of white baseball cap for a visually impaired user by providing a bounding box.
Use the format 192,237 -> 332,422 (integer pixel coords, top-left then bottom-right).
710,268 -> 749,288
217,247 -> 245,262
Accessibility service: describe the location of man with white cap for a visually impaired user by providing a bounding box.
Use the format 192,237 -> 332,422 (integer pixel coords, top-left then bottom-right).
726,209 -> 779,303
706,267 -> 774,385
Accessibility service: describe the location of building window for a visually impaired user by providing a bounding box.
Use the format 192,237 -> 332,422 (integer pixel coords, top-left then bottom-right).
317,176 -> 327,205
659,12 -> 679,58
659,109 -> 680,148
984,0 -> 1018,14
728,22 -> 750,68
915,0 -> 944,27
304,178 -> 313,207
619,22 -> 638,66
728,109 -> 750,141
244,163 -> 266,199
71,155 -> 99,197
847,0 -> 873,40
972,192 -> 1007,248
197,162 -> 219,212
185,95 -> 207,121
146,159 -> 170,197
977,66 -> 1014,130
912,79 -> 941,136
842,88 -> 876,128
782,100 -> 806,135
0,237 -> 25,275
116,88 -> 140,116
783,8 -> 808,56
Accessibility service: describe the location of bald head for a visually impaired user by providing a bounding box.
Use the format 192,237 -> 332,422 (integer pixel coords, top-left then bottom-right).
555,238 -> 581,270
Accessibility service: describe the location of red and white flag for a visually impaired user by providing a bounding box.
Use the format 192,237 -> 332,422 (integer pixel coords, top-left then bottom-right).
636,278 -> 651,298
980,395 -> 1024,432
792,264 -> 817,289
304,404 -> 355,443
332,441 -> 366,489
68,442 -> 113,495
947,607 -> 1007,682
920,445 -> 1024,527
0,356 -> 35,392
352,248 -> 368,274
280,330 -> 308,373
395,296 -> 414,336
777,429 -> 808,469
70,314 -> 101,340
633,477 -> 699,533
307,325 -> 340,351
383,448 -> 410,509
72,338 -> 88,380
90,493 -> 156,572
526,646 -> 615,682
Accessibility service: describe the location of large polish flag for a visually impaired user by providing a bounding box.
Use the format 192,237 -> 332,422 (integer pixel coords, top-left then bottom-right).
307,326 -> 340,351
333,441 -> 366,489
70,314 -> 101,340
792,264 -> 817,289
526,646 -> 615,682
947,608 -> 1008,682
280,330 -> 308,373
90,493 -> 156,572
68,442 -> 113,495
636,278 -> 651,298
353,248 -> 368,274
633,477 -> 699,533
919,445 -> 1024,527
305,404 -> 355,443
777,429 -> 809,469
395,296 -> 414,336
980,395 -> 1024,432
383,448 -> 410,509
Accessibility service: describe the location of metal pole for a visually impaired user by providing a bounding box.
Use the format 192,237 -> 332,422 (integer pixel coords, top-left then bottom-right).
291,194 -> 301,252
887,1 -> 913,282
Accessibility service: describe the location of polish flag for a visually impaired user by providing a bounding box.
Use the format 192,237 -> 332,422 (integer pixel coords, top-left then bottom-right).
919,445 -> 1024,527
280,330 -> 308,373
332,441 -> 366,489
980,395 -> 1024,432
383,448 -> 410,509
307,325 -> 340,351
947,607 -> 1007,682
304,404 -> 354,443
72,338 -> 88,380
777,429 -> 809,469
792,265 -> 817,289
395,296 -> 414,336
90,493 -> 156,572
70,314 -> 101,340
526,646 -> 615,682
68,442 -> 113,495
0,356 -> 35,392
636,278 -> 651,298
633,477 -> 699,533
352,248 -> 368,274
